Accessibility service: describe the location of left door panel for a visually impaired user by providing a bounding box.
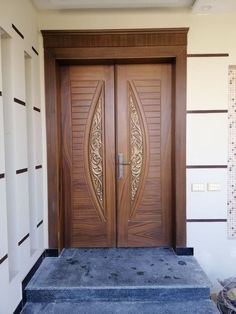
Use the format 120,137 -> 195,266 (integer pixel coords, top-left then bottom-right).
60,65 -> 116,247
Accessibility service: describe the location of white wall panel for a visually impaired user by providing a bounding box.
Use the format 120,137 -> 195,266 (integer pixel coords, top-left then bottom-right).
0,98 -> 5,174
0,180 -> 8,258
187,169 -> 227,219
187,222 -> 236,291
187,113 -> 228,165
35,168 -> 43,223
12,39 -> 25,102
34,111 -> 42,165
32,56 -> 41,109
0,262 -> 10,314
16,173 -> 30,241
14,105 -> 28,169
187,58 -> 228,110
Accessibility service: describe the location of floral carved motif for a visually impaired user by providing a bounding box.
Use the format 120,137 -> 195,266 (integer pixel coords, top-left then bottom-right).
89,94 -> 104,208
129,91 -> 144,202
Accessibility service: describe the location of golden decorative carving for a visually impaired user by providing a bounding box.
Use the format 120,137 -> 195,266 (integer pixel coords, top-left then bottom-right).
129,91 -> 143,201
89,94 -> 104,208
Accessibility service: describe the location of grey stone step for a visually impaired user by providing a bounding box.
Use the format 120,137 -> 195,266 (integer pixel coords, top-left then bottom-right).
21,300 -> 219,314
25,248 -> 212,302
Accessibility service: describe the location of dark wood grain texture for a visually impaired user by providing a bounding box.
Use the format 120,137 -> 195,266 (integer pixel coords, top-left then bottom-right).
116,64 -> 172,247
42,28 -> 188,248
61,65 -> 116,247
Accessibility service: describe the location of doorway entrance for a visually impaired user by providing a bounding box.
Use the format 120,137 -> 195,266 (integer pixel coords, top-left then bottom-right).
60,64 -> 172,247
42,28 -> 188,250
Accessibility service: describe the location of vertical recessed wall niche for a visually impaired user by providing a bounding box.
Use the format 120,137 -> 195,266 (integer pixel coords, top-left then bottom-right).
0,28 -> 19,278
25,52 -> 37,254
34,98 -> 43,245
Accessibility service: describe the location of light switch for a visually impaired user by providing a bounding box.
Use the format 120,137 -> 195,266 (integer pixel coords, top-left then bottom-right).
207,183 -> 221,192
191,183 -> 206,192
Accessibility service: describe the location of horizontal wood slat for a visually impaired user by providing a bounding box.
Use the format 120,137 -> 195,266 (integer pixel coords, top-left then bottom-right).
42,28 -> 188,49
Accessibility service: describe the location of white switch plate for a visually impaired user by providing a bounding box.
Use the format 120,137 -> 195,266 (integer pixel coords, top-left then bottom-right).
207,183 -> 221,191
191,183 -> 206,192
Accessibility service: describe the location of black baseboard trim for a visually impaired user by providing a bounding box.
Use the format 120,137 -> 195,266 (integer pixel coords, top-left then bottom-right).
13,301 -> 23,314
174,247 -> 194,256
45,248 -> 59,257
13,248 -> 59,313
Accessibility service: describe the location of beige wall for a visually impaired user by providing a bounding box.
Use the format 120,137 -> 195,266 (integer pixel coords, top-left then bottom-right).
38,9 -> 236,57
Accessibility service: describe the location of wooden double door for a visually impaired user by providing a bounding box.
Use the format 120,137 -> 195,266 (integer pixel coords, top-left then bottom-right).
61,63 -> 172,248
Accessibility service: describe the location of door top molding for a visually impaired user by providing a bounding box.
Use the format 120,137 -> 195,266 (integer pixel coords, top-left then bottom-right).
42,28 -> 189,49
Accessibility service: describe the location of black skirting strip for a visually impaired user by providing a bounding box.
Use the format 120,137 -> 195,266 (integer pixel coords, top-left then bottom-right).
13,301 -> 23,314
37,220 -> 43,228
175,247 -> 194,256
187,53 -> 229,58
187,165 -> 227,169
35,165 -> 42,170
14,98 -> 26,106
32,46 -> 39,56
12,24 -> 24,39
33,106 -> 41,112
18,233 -> 30,246
187,109 -> 228,114
45,249 -> 59,257
16,168 -> 28,175
0,173 -> 5,179
0,254 -> 8,265
187,219 -> 227,223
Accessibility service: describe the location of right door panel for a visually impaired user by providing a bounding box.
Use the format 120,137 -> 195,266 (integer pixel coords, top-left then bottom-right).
116,64 -> 173,247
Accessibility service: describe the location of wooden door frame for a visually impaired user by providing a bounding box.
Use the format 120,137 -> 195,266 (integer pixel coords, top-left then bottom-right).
42,28 -> 189,250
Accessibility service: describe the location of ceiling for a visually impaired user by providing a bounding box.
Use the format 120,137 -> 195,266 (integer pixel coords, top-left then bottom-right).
32,0 -> 236,13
